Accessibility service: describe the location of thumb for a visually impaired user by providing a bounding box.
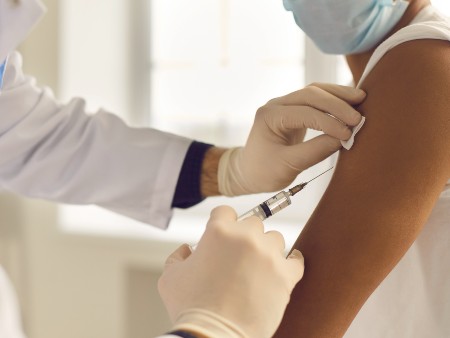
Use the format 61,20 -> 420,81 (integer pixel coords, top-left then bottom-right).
283,134 -> 341,170
285,249 -> 305,289
164,244 -> 192,269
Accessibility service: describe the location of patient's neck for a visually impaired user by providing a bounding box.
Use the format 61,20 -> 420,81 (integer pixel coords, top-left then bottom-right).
346,0 -> 431,84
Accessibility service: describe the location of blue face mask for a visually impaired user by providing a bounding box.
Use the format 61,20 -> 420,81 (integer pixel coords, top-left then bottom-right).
283,0 -> 409,55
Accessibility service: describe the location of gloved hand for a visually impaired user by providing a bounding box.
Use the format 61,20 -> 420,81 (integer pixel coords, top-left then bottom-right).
158,206 -> 304,338
218,83 -> 366,196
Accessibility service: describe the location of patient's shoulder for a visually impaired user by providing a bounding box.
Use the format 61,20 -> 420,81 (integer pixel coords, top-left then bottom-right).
352,38 -> 450,175
359,38 -> 450,122
359,14 -> 450,87
386,38 -> 450,76
363,37 -> 449,85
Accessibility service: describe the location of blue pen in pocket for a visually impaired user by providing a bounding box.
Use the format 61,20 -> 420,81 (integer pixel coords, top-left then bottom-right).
0,58 -> 7,90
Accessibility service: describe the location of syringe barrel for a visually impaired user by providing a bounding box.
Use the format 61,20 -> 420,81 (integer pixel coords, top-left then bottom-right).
265,191 -> 292,215
237,191 -> 292,222
237,205 -> 268,221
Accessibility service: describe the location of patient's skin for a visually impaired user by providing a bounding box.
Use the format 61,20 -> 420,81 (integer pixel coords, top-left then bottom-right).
275,0 -> 450,337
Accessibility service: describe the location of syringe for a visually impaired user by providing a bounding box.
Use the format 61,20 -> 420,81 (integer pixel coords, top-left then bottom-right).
190,167 -> 333,251
237,167 -> 334,222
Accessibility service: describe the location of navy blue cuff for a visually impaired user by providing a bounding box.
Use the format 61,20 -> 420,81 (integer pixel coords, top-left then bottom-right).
166,330 -> 199,338
171,141 -> 213,209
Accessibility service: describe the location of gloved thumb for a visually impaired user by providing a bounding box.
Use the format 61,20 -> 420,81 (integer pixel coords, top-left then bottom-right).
285,249 -> 305,288
283,134 -> 341,171
164,244 -> 192,268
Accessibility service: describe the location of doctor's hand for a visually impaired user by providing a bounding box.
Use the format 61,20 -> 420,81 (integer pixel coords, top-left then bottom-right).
158,206 -> 304,338
218,83 -> 366,196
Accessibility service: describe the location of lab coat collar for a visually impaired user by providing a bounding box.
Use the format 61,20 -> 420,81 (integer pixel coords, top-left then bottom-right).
0,0 -> 46,62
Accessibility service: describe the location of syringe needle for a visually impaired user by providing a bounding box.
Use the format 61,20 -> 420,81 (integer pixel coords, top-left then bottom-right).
289,167 -> 334,196
305,167 -> 334,184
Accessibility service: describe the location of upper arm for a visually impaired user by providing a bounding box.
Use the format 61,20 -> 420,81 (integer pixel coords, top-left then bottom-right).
275,39 -> 450,338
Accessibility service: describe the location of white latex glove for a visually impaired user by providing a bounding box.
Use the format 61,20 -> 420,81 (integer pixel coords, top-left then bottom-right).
158,206 -> 304,338
218,83 -> 366,196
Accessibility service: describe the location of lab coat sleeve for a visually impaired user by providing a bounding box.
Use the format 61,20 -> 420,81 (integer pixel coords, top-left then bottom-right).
0,52 -> 193,229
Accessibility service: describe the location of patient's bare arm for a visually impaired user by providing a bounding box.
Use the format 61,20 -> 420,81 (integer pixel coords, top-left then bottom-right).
274,40 -> 450,338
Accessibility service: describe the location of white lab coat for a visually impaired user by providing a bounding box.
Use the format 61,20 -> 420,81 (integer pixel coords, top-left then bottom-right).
0,1 -> 194,337
1,51 -> 192,228
0,1 -> 192,229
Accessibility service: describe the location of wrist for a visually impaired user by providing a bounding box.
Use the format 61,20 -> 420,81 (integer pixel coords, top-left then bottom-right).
172,141 -> 213,208
217,147 -> 249,197
172,308 -> 249,338
200,147 -> 228,197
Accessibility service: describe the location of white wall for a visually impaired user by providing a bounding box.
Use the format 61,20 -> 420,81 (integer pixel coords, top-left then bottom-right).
1,195 -> 177,338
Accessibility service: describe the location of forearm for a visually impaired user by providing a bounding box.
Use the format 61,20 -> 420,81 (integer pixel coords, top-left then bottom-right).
200,146 -> 227,198
171,144 -> 227,206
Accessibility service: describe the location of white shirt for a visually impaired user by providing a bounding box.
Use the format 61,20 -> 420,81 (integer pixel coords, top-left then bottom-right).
345,6 -> 450,338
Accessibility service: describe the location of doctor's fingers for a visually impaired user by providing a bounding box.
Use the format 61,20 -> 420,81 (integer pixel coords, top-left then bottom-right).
306,82 -> 366,106
204,205 -> 240,238
272,85 -> 364,126
265,106 -> 353,141
205,208 -> 266,245
164,244 -> 192,269
208,205 -> 237,223
263,230 -> 286,254
281,134 -> 341,170
284,249 -> 305,288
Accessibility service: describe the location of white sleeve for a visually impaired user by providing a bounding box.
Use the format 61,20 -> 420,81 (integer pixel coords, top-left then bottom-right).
0,52 -> 192,229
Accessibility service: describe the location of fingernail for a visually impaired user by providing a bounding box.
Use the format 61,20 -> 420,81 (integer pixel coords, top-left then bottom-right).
353,109 -> 363,117
289,249 -> 304,260
354,112 -> 363,123
357,89 -> 366,96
